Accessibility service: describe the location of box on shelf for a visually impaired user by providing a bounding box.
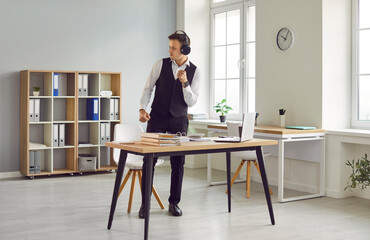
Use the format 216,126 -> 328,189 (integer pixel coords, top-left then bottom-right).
78,154 -> 97,171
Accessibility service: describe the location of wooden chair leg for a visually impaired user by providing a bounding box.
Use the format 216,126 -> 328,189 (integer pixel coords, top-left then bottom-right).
246,161 -> 251,199
253,160 -> 273,195
226,160 -> 246,194
138,170 -> 164,209
118,170 -> 133,198
127,171 -> 137,213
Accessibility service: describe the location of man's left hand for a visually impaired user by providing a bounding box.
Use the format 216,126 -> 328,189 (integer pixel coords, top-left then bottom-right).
177,70 -> 187,84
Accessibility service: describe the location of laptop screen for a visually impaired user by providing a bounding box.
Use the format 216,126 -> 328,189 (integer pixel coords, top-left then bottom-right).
226,112 -> 255,142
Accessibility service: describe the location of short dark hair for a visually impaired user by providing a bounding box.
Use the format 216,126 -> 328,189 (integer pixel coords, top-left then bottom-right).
168,31 -> 191,47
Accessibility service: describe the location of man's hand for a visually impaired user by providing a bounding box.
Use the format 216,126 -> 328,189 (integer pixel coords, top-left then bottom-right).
139,109 -> 150,123
177,70 -> 188,84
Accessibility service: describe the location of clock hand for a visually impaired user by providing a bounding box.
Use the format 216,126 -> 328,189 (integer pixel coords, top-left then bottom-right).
285,31 -> 289,39
280,35 -> 286,41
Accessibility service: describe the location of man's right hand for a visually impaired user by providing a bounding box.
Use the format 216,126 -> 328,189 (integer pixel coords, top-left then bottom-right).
139,109 -> 150,123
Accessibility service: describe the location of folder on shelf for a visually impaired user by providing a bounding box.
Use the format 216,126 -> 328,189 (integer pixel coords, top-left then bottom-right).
29,99 -> 35,122
34,99 -> 40,122
101,99 -> 114,120
82,74 -> 89,96
53,73 -> 59,96
105,122 -> 110,142
29,151 -> 35,174
86,98 -> 99,120
59,124 -> 65,147
100,123 -> 106,145
53,124 -> 59,147
78,74 -> 83,96
35,151 -> 41,174
114,99 -> 119,120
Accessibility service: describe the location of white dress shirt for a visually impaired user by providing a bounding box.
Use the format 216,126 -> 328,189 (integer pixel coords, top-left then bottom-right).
139,58 -> 200,110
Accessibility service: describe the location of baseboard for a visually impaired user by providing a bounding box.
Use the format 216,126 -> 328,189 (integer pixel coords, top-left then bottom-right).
0,171 -> 23,179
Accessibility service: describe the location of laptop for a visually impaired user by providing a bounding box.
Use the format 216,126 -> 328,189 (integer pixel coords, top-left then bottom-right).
214,112 -> 255,143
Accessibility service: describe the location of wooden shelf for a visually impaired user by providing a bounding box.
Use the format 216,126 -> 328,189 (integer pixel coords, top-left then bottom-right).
20,70 -> 121,178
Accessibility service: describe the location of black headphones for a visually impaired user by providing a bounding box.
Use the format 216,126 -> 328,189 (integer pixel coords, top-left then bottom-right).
175,30 -> 191,55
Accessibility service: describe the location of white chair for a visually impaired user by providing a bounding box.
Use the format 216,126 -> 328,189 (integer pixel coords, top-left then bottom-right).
225,122 -> 272,198
113,124 -> 165,213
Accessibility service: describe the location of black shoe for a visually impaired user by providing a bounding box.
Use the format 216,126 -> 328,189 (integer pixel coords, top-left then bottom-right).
168,203 -> 182,217
138,204 -> 145,219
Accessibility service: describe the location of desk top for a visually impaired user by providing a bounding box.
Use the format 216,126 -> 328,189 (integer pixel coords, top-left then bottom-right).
207,124 -> 325,135
105,138 -> 277,154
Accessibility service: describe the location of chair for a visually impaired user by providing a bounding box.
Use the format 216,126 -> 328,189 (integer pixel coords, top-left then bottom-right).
113,124 -> 165,213
225,121 -> 272,198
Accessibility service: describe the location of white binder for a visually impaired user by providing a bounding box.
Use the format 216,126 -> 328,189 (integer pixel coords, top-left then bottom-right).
78,74 -> 83,96
100,123 -> 106,145
35,151 -> 41,174
29,99 -> 35,122
53,73 -> 59,96
29,151 -> 35,174
105,123 -> 110,142
34,99 -> 40,122
114,99 -> 119,120
83,74 -> 89,96
59,124 -> 65,147
53,124 -> 59,147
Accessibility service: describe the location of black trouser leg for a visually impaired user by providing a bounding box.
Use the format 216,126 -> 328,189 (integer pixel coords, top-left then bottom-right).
168,155 -> 185,204
141,156 -> 158,204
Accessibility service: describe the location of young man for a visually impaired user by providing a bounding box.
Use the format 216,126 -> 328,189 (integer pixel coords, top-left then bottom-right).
138,30 -> 200,218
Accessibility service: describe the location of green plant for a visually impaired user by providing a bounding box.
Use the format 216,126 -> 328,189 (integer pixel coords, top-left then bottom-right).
345,153 -> 370,191
33,87 -> 40,91
214,99 -> 233,116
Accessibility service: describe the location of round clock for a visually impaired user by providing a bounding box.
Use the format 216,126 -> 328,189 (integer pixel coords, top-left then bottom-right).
276,27 -> 294,51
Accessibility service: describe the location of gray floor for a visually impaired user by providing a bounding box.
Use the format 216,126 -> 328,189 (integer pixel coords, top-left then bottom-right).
0,166 -> 369,240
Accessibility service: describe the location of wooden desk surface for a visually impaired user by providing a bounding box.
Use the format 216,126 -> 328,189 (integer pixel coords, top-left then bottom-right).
105,138 -> 277,154
207,124 -> 325,135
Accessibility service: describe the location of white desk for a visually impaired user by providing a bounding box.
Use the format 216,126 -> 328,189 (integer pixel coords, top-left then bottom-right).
206,124 -> 326,203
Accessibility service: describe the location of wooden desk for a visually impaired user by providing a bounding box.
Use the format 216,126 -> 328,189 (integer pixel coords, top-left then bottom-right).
106,139 -> 277,240
206,124 -> 326,202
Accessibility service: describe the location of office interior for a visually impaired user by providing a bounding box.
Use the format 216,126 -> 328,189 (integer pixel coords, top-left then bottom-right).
0,0 -> 369,239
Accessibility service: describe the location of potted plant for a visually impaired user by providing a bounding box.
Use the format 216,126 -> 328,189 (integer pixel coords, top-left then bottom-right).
345,153 -> 370,190
214,99 -> 232,123
33,87 -> 40,96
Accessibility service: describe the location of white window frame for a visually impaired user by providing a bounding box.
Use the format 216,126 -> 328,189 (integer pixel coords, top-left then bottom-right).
210,0 -> 255,120
352,0 -> 370,129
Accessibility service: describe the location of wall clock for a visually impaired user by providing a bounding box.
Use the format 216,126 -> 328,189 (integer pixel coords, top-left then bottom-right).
276,27 -> 294,51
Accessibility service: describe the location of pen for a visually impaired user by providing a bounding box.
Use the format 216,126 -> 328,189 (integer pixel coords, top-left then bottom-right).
279,109 -> 286,115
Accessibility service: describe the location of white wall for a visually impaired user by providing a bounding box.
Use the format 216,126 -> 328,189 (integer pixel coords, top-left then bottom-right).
0,0 -> 176,172
256,0 -> 323,128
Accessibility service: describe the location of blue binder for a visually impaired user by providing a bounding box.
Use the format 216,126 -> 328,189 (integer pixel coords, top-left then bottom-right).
53,73 -> 59,96
87,98 -> 99,120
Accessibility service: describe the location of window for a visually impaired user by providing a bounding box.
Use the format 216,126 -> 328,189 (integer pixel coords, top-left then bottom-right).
353,0 -> 370,127
210,0 -> 255,119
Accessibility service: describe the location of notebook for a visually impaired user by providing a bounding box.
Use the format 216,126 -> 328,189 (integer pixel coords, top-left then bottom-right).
214,112 -> 255,143
285,126 -> 316,130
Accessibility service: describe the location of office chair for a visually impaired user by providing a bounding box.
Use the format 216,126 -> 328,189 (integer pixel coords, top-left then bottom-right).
225,122 -> 272,198
113,124 -> 165,213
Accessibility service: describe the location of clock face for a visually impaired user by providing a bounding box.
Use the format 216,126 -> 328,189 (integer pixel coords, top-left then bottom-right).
276,27 -> 294,51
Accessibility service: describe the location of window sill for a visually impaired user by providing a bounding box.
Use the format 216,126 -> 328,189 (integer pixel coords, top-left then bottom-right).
326,129 -> 370,138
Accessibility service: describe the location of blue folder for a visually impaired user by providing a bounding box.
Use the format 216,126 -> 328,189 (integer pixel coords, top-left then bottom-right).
53,73 -> 59,96
87,98 -> 99,120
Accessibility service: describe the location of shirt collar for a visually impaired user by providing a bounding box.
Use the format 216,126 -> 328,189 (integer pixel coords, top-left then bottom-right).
170,57 -> 190,68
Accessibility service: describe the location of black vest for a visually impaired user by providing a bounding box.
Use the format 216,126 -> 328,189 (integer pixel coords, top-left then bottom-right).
151,58 -> 197,118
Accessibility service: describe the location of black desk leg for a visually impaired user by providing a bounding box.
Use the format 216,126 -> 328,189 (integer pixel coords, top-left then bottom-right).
256,146 -> 275,225
144,154 -> 154,240
226,151 -> 231,212
107,150 -> 127,229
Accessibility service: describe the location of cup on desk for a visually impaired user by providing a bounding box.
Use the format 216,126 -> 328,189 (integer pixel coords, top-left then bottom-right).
280,115 -> 285,127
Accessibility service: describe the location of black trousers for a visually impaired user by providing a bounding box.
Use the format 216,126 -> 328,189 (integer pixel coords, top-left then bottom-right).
141,111 -> 188,205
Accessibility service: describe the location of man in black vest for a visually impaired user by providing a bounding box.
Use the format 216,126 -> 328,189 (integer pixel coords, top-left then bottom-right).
138,30 -> 200,218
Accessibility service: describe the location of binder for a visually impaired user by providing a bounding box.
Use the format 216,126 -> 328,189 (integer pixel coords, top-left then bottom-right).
53,124 -> 59,147
82,74 -> 88,96
29,99 -> 35,122
86,98 -> 99,120
78,74 -> 83,96
105,123 -> 110,142
101,99 -> 114,120
35,151 -> 41,174
53,73 -> 59,96
100,123 -> 106,145
29,151 -> 35,174
114,99 -> 119,120
34,99 -> 40,122
59,124 -> 65,147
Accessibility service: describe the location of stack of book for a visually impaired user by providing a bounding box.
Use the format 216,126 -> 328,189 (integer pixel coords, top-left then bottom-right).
140,133 -> 181,146
187,113 -> 209,120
